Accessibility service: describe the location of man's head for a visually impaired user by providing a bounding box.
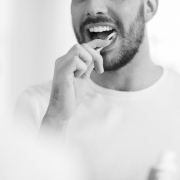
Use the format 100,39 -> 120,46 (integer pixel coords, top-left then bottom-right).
71,0 -> 158,72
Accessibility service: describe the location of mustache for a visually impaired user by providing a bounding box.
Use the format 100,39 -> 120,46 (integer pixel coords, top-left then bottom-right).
80,16 -> 115,28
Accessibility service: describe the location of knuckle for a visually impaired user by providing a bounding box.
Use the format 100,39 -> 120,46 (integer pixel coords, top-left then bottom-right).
55,59 -> 59,66
55,58 -> 61,68
72,56 -> 79,64
55,57 -> 61,65
73,44 -> 81,52
73,55 -> 79,61
55,55 -> 66,67
82,43 -> 88,49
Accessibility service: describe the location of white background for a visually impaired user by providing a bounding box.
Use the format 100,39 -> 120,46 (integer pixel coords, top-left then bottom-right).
1,0 -> 180,123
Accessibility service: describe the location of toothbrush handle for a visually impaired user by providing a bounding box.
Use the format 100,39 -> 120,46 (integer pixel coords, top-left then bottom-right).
95,47 -> 103,52
95,32 -> 117,52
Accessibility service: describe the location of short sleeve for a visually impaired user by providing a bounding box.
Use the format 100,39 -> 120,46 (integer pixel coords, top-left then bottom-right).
14,82 -> 51,138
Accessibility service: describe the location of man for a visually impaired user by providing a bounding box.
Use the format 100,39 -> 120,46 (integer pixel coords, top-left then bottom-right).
15,0 -> 180,179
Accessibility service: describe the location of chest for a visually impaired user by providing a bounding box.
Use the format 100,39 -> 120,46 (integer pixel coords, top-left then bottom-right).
65,97 -> 180,180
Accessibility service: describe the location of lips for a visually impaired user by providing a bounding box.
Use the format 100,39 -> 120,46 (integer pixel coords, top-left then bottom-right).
84,23 -> 118,50
86,24 -> 116,38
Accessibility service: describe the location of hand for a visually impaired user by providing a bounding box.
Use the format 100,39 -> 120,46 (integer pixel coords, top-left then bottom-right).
42,39 -> 110,131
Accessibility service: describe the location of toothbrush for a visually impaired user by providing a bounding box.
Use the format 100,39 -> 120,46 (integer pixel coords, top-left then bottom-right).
95,31 -> 117,52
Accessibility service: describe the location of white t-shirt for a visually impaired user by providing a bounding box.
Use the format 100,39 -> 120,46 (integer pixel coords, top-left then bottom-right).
14,68 -> 180,180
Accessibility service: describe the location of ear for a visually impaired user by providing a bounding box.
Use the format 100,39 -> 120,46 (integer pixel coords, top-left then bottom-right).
144,0 -> 159,22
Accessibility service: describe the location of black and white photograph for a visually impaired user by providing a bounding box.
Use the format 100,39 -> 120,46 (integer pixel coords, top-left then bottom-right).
1,0 -> 180,180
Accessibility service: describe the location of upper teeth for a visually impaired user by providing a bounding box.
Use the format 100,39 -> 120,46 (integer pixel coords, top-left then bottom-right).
89,26 -> 114,32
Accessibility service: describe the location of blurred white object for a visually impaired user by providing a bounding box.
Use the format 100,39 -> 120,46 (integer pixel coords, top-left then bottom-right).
147,151 -> 179,180
0,128 -> 86,180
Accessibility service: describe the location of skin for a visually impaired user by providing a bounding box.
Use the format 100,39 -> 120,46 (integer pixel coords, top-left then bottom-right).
42,39 -> 110,135
71,0 -> 162,91
42,0 -> 162,136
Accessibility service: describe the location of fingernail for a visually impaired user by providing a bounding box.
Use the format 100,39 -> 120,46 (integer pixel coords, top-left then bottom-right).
100,67 -> 104,74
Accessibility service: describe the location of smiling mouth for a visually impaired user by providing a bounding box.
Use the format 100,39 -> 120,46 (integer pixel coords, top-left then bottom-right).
86,25 -> 117,41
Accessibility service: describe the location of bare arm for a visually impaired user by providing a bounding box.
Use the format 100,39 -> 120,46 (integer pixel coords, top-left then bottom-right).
40,39 -> 110,138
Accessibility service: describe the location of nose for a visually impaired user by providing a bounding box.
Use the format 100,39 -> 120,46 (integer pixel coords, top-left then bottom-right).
85,0 -> 108,16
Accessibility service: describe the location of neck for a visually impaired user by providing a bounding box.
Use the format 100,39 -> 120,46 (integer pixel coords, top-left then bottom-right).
90,32 -> 163,92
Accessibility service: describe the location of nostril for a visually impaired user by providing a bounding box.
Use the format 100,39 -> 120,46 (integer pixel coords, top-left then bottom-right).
87,12 -> 104,16
85,4 -> 108,16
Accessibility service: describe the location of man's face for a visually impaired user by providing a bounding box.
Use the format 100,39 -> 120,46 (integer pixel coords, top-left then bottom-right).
71,0 -> 145,72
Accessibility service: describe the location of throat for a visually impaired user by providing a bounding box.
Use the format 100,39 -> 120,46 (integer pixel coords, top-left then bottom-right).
90,64 -> 163,92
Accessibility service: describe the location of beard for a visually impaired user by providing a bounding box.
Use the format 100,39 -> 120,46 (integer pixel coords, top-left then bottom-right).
72,4 -> 145,72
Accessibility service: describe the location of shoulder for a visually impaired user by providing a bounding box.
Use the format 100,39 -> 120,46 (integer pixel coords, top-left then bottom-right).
23,80 -> 52,98
162,67 -> 180,102
16,80 -> 52,117
165,67 -> 180,86
14,80 -> 53,134
167,67 -> 180,78
16,80 -> 53,117
18,80 -> 52,106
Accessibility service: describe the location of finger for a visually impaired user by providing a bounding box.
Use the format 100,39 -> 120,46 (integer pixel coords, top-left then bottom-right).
82,43 -> 104,74
68,44 -> 93,66
83,62 -> 95,79
73,56 -> 87,78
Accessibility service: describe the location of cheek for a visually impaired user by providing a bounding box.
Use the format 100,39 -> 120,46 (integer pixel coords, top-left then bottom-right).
105,41 -> 122,61
71,6 -> 82,29
112,1 -> 141,31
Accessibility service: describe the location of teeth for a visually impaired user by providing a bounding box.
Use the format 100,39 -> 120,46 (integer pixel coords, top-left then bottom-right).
89,26 -> 114,32
98,26 -> 104,32
94,27 -> 98,32
89,27 -> 94,32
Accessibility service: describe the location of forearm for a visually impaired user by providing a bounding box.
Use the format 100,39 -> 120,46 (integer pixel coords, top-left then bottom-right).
40,111 -> 70,142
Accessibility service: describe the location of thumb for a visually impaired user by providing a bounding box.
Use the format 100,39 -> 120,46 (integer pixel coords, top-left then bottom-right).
83,62 -> 95,79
